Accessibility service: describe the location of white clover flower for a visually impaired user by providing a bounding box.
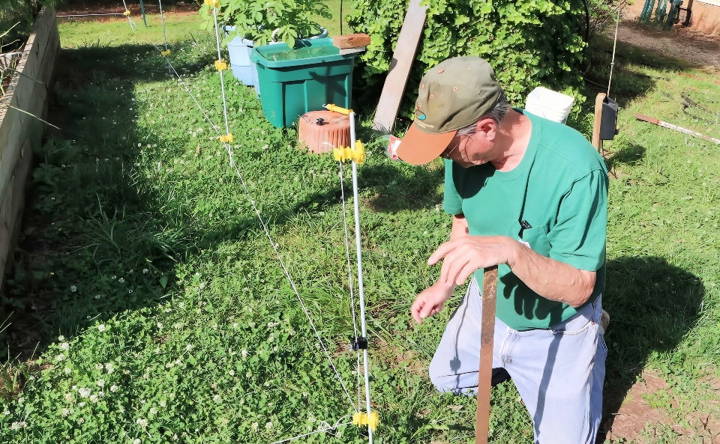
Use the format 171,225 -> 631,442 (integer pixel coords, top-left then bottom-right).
94,294 -> 102,300
64,367 -> 72,375
142,268 -> 149,274
156,323 -> 163,329
265,421 -> 273,430
231,322 -> 239,329
2,409 -> 9,416
136,418 -> 148,428
199,282 -> 206,290
58,335 -> 66,342
267,321 -> 279,328
110,385 -> 119,393
185,344 -> 193,352
97,324 -> 107,332
89,394 -> 98,403
229,370 -> 235,376
105,363 -> 114,374
78,401 -> 86,408
96,363 -> 104,370
118,277 -> 125,284
10,421 -> 27,430
70,285 -> 77,293
56,353 -> 66,362
251,422 -> 259,432
241,349 -> 248,359
213,394 -> 221,403
149,407 -> 158,416
61,408 -> 71,417
77,418 -> 85,424
97,380 -> 105,388
64,392 -> 74,402
133,439 -> 141,444
78,388 -> 91,398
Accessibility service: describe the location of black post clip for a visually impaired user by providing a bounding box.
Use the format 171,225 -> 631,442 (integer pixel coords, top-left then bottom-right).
351,336 -> 368,351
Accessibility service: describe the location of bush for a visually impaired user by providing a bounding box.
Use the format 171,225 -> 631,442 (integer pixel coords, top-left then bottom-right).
202,0 -> 330,46
348,0 -> 590,122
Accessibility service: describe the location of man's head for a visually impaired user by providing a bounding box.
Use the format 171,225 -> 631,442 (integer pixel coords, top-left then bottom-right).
397,56 -> 508,166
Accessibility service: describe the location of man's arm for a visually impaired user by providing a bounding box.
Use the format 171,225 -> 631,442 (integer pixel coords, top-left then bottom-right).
428,236 -> 596,308
410,214 -> 465,323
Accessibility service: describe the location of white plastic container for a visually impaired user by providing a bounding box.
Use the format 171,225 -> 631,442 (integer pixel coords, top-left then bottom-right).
525,87 -> 575,123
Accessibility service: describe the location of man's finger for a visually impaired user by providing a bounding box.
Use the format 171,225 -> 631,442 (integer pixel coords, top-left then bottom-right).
411,299 -> 423,323
427,240 -> 459,266
419,300 -> 435,320
455,261 -> 478,286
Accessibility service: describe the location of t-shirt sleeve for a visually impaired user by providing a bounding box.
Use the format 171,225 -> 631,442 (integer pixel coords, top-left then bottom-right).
443,159 -> 463,215
547,169 -> 608,271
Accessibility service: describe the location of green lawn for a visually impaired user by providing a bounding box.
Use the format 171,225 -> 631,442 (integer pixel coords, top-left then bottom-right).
0,7 -> 718,443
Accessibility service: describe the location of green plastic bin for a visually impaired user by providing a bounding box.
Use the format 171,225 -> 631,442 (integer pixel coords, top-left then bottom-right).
251,38 -> 359,128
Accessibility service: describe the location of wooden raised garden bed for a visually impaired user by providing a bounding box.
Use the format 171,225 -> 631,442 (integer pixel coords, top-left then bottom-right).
0,7 -> 59,289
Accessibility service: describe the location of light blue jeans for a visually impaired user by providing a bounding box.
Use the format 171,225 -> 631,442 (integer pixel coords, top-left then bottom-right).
429,279 -> 607,444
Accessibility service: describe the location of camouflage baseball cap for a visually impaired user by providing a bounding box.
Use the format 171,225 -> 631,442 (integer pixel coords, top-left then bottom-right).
397,56 -> 502,165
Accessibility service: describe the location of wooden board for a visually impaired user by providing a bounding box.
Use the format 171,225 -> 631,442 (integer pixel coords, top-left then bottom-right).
475,266 -> 498,444
591,92 -> 606,154
0,6 -> 59,287
372,0 -> 427,133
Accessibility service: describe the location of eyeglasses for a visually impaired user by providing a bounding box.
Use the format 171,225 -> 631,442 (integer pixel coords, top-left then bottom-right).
440,134 -> 463,159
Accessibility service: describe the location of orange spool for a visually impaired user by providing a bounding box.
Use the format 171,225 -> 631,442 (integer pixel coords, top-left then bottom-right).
298,110 -> 350,154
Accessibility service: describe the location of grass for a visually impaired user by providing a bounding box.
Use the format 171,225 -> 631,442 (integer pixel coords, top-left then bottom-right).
0,5 -> 718,443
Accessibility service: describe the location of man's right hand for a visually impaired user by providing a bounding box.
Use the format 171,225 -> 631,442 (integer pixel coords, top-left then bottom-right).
411,281 -> 455,323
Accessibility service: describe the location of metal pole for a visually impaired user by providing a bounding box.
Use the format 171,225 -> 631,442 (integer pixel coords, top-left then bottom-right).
349,112 -> 374,444
139,0 -> 148,26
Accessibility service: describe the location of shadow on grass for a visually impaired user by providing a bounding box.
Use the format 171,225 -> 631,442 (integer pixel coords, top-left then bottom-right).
0,44 -> 211,359
599,256 -> 704,441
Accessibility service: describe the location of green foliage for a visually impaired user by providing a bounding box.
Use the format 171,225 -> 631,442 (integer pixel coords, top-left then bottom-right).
348,0 -> 589,121
201,0 -> 331,46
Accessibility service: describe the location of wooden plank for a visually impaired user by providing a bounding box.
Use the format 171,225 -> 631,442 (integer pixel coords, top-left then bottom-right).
592,93 -> 605,154
372,0 -> 427,133
475,266 -> 498,444
332,33 -> 370,49
0,7 -> 58,288
0,139 -> 33,282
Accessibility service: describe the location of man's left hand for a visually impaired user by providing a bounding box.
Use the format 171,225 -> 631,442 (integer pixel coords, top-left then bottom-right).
428,235 -> 519,286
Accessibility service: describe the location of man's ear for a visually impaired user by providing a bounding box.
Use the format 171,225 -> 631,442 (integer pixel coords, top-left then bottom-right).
475,117 -> 498,140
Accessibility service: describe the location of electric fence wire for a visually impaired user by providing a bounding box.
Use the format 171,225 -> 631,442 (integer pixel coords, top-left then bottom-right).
607,7 -> 621,98
337,162 -> 364,411
270,417 -> 352,444
118,1 -> 357,412
120,0 -> 136,31
158,0 -> 168,49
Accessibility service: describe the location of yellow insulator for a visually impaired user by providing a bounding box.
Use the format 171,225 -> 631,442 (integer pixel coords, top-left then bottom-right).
353,411 -> 380,432
123,9 -> 131,16
204,0 -> 221,8
160,49 -> 172,57
351,140 -> 365,164
218,133 -> 234,143
324,103 -> 352,115
214,59 -> 228,71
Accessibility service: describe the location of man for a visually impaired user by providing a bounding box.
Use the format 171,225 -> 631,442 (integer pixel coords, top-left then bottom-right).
397,56 -> 608,443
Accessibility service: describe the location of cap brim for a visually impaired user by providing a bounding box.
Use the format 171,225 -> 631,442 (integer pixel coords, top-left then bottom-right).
397,123 -> 456,166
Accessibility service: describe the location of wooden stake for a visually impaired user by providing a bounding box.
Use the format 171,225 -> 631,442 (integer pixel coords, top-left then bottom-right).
476,266 -> 498,444
635,113 -> 720,145
592,92 -> 606,155
372,0 -> 426,133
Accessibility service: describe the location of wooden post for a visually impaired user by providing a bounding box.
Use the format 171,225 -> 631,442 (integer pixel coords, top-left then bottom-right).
476,266 -> 498,444
372,0 -> 427,133
592,92 -> 606,155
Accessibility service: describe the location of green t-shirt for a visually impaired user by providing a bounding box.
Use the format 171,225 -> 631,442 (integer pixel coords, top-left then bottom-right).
443,110 -> 608,330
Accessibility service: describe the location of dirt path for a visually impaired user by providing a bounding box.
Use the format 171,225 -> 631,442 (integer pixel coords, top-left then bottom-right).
611,20 -> 720,69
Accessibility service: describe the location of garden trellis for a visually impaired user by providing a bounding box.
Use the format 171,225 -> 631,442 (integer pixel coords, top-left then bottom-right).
118,1 -> 378,441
